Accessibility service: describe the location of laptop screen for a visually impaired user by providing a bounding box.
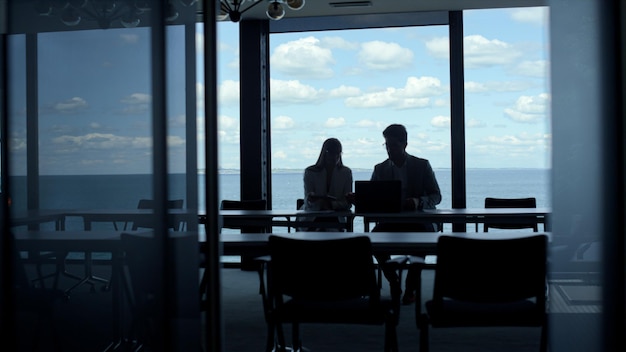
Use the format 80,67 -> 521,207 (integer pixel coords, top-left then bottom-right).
354,180 -> 402,213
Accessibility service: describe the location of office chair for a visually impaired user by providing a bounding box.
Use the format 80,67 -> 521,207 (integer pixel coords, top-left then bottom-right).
131,198 -> 185,231
257,235 -> 406,352
417,235 -> 548,352
482,197 -> 539,232
11,232 -> 66,351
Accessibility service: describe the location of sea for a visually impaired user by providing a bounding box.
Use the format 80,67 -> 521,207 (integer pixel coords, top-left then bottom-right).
8,168 -> 551,233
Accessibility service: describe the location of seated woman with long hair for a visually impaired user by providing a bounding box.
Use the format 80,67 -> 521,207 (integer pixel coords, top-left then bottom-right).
298,138 -> 353,231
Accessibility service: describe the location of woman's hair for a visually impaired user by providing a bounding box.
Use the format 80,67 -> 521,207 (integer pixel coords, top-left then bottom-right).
308,138 -> 344,170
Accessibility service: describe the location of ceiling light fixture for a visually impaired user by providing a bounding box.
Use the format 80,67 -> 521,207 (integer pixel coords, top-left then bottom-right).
34,0 -> 190,29
217,0 -> 305,22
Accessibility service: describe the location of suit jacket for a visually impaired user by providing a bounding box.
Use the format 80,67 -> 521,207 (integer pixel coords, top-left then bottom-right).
371,154 -> 441,210
302,165 -> 353,211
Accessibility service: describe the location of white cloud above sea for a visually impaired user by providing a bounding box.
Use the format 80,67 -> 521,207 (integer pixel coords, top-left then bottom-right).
504,93 -> 550,123
358,41 -> 414,70
426,35 -> 522,69
54,97 -> 88,113
344,76 -> 446,109
270,36 -> 335,79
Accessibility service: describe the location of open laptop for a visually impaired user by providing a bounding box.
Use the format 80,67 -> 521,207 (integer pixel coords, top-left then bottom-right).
354,180 -> 402,213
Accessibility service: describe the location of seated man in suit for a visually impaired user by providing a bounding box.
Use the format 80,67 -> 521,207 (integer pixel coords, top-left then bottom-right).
370,124 -> 442,304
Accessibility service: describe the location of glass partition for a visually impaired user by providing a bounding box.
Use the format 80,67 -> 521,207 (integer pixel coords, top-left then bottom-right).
3,1 -> 200,350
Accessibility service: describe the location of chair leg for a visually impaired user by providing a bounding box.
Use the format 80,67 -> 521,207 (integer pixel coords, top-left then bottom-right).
275,323 -> 287,352
418,314 -> 429,352
384,322 -> 399,352
540,322 -> 548,352
292,323 -> 301,352
264,321 -> 275,352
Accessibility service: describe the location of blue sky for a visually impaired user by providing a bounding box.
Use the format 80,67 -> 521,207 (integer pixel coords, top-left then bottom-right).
8,6 -> 549,175
216,6 -> 551,171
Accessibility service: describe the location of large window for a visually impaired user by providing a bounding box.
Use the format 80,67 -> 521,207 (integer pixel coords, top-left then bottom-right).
463,7 -> 551,209
269,26 -> 450,231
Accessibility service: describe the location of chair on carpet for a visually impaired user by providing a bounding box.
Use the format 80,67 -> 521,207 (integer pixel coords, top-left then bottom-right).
417,234 -> 548,352
200,199 -> 269,310
121,232 -> 200,351
11,232 -> 66,351
257,235 -> 406,352
480,197 -> 539,232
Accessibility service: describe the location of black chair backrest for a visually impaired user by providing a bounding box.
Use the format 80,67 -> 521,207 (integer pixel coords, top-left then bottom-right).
133,199 -> 184,230
220,199 -> 268,233
268,235 -> 378,301
433,235 -> 547,307
296,198 -> 305,209
484,197 -> 538,231
220,199 -> 266,211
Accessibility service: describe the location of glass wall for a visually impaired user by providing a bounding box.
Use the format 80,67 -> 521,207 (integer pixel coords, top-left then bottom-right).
3,2 -> 200,350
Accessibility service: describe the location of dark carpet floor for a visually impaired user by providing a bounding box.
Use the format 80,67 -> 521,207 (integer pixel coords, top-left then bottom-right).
16,262 -> 598,352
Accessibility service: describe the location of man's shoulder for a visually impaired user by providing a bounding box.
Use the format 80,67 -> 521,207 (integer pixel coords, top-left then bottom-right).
374,159 -> 391,168
406,154 -> 429,163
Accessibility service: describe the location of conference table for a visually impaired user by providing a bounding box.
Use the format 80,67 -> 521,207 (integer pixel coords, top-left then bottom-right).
10,209 -> 69,230
219,230 -> 552,258
13,229 -> 552,264
218,209 -> 355,232
64,208 -> 198,230
359,207 -> 551,232
219,207 -> 551,233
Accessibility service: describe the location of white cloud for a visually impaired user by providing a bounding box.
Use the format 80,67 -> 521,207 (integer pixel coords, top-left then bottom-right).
431,115 -> 450,128
52,133 -> 152,150
218,80 -> 240,107
218,115 -> 240,145
273,150 -> 288,160
167,135 -> 185,147
270,36 -> 335,79
484,132 -> 548,147
320,36 -> 359,50
120,33 -> 139,43
504,93 -> 550,123
464,35 -> 522,68
54,97 -> 88,113
358,41 -> 414,70
426,35 -> 522,69
509,7 -> 549,26
273,115 -> 295,129
271,79 -> 324,104
119,93 -> 150,115
219,115 -> 238,130
465,80 -> 535,93
344,76 -> 445,109
355,120 -> 384,129
324,117 -> 345,128
329,85 -> 361,98
511,60 -> 549,78
467,118 -> 486,128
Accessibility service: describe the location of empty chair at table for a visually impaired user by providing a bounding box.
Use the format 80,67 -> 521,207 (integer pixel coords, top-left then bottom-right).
129,198 -> 185,231
481,197 -> 539,232
219,199 -> 270,233
11,232 -> 66,351
417,234 -> 548,352
257,235 -> 406,352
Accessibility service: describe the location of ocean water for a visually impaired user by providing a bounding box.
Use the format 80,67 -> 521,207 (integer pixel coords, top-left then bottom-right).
8,169 -> 551,232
